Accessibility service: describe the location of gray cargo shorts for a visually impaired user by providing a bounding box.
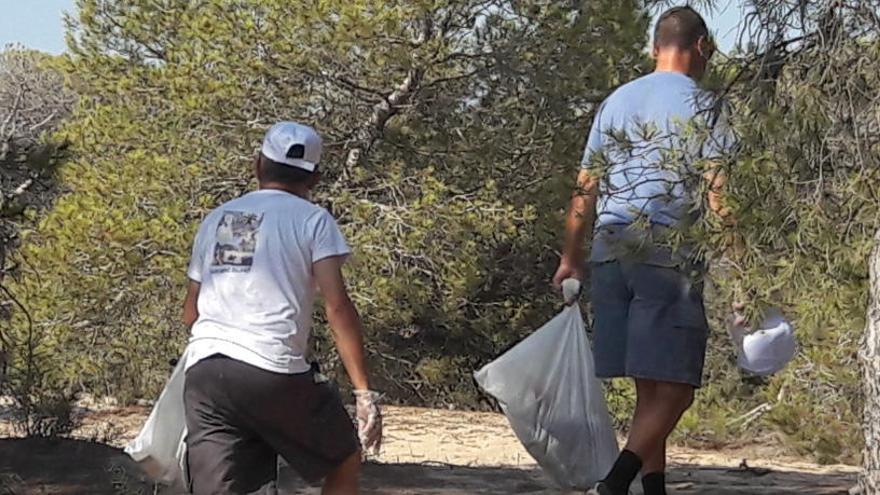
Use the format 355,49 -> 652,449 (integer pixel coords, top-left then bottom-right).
590,260 -> 709,387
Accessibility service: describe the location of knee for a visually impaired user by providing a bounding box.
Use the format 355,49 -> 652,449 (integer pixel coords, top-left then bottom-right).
677,388 -> 695,414
656,383 -> 695,414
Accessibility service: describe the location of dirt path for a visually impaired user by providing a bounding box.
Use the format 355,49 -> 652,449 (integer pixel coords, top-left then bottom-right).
0,404 -> 860,494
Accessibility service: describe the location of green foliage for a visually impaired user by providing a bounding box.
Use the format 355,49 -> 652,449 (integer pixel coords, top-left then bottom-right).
675,2 -> 880,463
0,47 -> 75,436
8,0 -> 874,465
8,0 -> 649,414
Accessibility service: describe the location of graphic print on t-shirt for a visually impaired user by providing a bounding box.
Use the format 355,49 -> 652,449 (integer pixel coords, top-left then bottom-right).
211,211 -> 264,270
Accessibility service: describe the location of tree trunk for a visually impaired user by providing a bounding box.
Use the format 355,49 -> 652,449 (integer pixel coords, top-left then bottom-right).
860,230 -> 880,494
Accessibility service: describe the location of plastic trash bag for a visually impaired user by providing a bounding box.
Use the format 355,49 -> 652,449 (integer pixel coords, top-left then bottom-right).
728,308 -> 797,376
474,279 -> 619,490
125,348 -> 189,487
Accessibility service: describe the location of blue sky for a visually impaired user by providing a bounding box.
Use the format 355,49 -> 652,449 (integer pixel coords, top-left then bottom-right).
1,0 -> 747,54
0,0 -> 72,54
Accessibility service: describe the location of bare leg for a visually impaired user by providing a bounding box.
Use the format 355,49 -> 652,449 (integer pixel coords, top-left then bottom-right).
322,451 -> 362,495
644,441 -> 667,475
625,378 -> 694,474
629,379 -> 661,474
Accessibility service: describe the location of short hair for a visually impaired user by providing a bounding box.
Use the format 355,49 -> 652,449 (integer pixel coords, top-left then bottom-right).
654,6 -> 710,50
258,153 -> 317,186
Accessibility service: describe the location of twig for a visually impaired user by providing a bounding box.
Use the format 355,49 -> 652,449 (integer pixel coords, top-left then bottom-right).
726,403 -> 772,428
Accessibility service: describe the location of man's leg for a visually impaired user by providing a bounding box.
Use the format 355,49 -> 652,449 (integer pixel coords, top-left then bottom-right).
627,378 -> 695,495
184,357 -> 278,495
642,441 -> 666,480
589,261 -> 638,495
631,378 -> 660,472
252,371 -> 361,493
594,380 -> 652,495
604,262 -> 707,495
627,379 -> 694,470
596,379 -> 694,495
322,451 -> 362,495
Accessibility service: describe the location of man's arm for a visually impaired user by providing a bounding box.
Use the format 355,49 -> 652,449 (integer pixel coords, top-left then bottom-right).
704,166 -> 730,219
313,255 -> 370,391
183,280 -> 200,328
704,166 -> 745,256
553,169 -> 599,287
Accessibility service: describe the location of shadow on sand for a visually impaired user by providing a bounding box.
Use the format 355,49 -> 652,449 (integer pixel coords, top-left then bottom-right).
0,437 -> 857,495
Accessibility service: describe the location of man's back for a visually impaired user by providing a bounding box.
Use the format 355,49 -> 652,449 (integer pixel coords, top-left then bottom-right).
584,71 -> 731,228
560,9 -> 731,494
186,189 -> 349,374
180,122 -> 378,494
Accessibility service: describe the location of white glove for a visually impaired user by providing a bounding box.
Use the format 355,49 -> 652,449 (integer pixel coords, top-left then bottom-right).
354,390 -> 383,454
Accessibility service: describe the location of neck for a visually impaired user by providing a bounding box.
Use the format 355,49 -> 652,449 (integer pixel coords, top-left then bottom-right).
259,182 -> 310,199
654,49 -> 696,79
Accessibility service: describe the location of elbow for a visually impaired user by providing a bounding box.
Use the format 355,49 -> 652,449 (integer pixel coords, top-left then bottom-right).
182,282 -> 201,328
324,300 -> 348,320
324,296 -> 357,323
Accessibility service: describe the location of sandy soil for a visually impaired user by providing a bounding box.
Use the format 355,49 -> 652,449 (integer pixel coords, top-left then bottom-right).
0,403 -> 861,494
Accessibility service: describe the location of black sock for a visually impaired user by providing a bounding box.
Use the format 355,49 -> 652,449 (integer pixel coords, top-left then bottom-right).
642,472 -> 666,495
602,449 -> 642,494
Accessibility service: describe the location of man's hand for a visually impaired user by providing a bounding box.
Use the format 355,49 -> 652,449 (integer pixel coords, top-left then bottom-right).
552,258 -> 583,288
704,166 -> 734,222
354,389 -> 383,455
732,301 -> 749,329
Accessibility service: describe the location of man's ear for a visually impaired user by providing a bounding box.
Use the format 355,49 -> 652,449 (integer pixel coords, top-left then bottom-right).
696,35 -> 715,59
651,42 -> 660,59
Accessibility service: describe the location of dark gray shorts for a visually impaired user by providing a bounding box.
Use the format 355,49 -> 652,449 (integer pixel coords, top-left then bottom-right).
183,355 -> 359,495
590,261 -> 709,387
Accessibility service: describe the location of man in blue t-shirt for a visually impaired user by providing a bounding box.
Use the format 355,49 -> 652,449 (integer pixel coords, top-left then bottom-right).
553,6 -> 735,495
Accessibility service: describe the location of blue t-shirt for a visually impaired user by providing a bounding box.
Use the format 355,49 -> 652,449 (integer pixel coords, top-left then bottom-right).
581,71 -> 735,264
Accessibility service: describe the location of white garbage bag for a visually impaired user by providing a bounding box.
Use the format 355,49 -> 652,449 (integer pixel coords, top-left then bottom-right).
125,348 -> 189,487
474,279 -> 619,490
729,308 -> 797,376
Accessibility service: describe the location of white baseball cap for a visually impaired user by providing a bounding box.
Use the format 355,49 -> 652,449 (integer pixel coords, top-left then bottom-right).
261,121 -> 322,172
729,309 -> 797,376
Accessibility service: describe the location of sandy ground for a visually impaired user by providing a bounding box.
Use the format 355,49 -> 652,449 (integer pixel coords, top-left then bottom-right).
0,402 -> 862,494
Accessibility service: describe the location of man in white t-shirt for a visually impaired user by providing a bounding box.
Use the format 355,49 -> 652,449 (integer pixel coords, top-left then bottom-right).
182,121 -> 381,495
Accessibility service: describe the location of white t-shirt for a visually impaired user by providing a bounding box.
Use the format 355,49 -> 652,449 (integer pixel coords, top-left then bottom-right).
185,189 -> 350,374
